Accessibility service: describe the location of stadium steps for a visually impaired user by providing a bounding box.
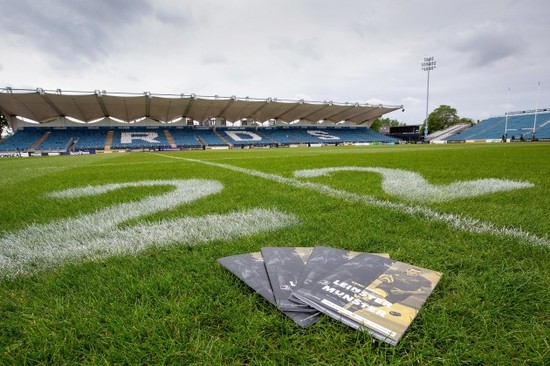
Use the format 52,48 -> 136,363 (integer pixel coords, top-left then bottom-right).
196,136 -> 207,148
30,131 -> 50,150
257,130 -> 278,144
428,124 -> 469,142
163,129 -> 177,148
104,130 -> 114,151
213,129 -> 233,148
66,138 -> 76,151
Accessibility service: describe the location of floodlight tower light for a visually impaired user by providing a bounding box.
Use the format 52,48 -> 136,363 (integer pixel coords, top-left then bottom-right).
421,56 -> 436,139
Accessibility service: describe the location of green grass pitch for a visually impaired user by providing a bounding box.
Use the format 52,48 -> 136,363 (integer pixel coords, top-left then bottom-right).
1,143 -> 549,364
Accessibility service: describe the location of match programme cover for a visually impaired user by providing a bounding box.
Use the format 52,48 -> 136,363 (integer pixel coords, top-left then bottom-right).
288,246 -> 389,305
217,252 -> 320,327
292,253 -> 441,345
261,247 -> 317,312
288,246 -> 362,305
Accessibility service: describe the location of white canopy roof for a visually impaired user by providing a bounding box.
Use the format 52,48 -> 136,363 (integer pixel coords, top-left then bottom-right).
0,88 -> 402,126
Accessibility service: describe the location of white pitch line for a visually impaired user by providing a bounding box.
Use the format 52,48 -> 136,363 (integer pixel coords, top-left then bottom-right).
151,153 -> 550,248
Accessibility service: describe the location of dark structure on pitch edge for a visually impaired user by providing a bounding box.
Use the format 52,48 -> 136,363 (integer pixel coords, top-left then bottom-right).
380,125 -> 421,143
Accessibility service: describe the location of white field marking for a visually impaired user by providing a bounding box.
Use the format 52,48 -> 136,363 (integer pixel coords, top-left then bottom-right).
0,179 -> 298,279
211,153 -> 323,161
91,161 -> 180,167
293,167 -> 534,202
151,153 -> 549,248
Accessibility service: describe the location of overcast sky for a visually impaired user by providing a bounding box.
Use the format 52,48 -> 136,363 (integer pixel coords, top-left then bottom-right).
1,0 -> 548,124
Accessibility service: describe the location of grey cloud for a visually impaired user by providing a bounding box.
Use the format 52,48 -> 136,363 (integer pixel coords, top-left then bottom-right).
270,37 -> 322,60
450,21 -> 526,67
350,20 -> 378,40
201,54 -> 228,65
0,0 -> 152,62
154,7 -> 189,26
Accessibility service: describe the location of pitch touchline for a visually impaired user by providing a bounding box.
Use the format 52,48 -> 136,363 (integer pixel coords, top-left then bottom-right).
151,153 -> 549,248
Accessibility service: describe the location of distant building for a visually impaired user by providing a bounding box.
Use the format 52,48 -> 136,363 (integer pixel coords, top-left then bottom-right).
379,125 -> 391,134
387,125 -> 421,142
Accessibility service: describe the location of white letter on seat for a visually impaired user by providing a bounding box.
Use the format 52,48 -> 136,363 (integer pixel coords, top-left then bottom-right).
121,132 -> 160,144
225,131 -> 262,142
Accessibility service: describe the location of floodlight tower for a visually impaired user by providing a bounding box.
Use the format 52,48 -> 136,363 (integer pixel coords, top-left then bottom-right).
421,56 -> 436,139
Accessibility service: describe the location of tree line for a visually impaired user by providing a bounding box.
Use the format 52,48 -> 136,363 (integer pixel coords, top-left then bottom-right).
371,105 -> 474,134
0,112 -> 9,139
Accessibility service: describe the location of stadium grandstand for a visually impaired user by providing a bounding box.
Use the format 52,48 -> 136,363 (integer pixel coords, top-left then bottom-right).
446,109 -> 550,143
0,88 -> 402,155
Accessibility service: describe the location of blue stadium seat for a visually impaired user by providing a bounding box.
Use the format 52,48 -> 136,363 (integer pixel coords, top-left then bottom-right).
71,128 -> 110,150
0,128 -> 45,151
258,126 -> 397,145
448,112 -> 550,141
168,127 -> 203,148
194,129 -> 227,147
1,125 -> 399,152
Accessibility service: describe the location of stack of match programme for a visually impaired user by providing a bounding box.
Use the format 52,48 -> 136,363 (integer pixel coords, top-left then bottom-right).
218,246 -> 441,346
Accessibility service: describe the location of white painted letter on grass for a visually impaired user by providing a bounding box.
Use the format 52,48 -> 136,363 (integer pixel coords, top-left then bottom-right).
294,167 -> 534,202
0,180 -> 298,279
